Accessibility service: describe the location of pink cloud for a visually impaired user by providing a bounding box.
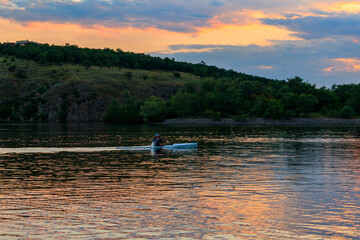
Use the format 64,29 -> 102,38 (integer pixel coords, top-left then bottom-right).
258,65 -> 273,70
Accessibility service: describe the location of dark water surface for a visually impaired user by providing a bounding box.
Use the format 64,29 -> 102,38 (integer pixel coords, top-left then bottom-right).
0,123 -> 359,239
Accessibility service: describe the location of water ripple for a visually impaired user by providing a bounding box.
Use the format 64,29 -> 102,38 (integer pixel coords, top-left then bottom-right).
0,124 -> 360,239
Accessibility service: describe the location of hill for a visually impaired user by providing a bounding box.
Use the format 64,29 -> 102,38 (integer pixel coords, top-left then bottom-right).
0,55 -> 202,122
0,42 -> 360,123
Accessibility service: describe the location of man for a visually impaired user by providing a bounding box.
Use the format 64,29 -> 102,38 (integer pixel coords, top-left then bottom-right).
152,133 -> 164,146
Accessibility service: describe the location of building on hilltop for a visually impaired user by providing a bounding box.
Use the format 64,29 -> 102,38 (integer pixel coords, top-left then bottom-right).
15,40 -> 41,46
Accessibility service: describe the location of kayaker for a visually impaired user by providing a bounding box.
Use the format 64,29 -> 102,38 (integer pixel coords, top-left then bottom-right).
152,133 -> 165,146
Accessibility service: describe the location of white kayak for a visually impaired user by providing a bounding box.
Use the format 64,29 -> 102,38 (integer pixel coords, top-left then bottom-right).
152,143 -> 198,149
116,143 -> 198,150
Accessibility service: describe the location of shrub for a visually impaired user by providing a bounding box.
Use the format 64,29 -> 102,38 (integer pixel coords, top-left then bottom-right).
0,105 -> 11,119
320,106 -> 328,116
40,112 -> 47,121
38,85 -> 47,94
125,72 -> 132,80
326,109 -> 339,118
235,113 -> 250,122
8,65 -> 16,72
204,109 -> 221,121
15,69 -> 27,79
339,106 -> 354,119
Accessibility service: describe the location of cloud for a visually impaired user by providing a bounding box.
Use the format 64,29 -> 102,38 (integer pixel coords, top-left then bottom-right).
3,0 -> 355,37
326,58 -> 360,72
1,0 -> 360,87
209,1 -> 224,7
263,14 -> 360,40
0,0 -> 227,32
1,0 -> 343,33
258,65 -> 273,70
169,44 -> 228,51
154,38 -> 360,86
0,14 -> 297,53
316,2 -> 360,14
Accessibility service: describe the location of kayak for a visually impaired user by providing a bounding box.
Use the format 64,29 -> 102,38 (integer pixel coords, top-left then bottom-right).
116,143 -> 198,150
152,143 -> 198,149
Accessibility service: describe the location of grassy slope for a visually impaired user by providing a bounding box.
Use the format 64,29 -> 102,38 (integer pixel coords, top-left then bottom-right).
0,57 -> 203,98
0,57 -> 205,121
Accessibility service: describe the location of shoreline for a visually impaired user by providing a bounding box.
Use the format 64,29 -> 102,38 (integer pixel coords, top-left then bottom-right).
154,118 -> 360,127
1,117 -> 360,127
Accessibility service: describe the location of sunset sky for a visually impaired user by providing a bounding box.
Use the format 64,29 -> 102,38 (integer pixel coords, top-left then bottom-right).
1,0 -> 360,86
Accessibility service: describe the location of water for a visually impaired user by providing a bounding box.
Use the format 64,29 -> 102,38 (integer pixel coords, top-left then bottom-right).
0,123 -> 359,239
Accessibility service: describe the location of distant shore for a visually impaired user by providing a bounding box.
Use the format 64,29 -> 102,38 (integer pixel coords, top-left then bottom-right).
155,118 -> 360,127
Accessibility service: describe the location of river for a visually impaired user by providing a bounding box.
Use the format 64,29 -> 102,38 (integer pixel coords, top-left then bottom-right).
0,123 -> 359,239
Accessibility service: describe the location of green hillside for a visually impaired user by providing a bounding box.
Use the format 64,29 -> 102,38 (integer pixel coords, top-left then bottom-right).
0,55 -> 202,122
0,43 -> 360,123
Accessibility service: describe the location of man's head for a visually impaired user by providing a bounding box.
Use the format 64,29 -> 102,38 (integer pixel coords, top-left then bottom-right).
155,133 -> 160,138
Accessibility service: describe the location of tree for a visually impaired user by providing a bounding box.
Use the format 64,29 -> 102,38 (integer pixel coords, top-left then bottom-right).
104,93 -> 142,123
296,93 -> 318,115
169,93 -> 200,117
250,96 -> 267,117
104,99 -> 121,123
139,97 -> 166,123
264,99 -> 285,119
316,87 -> 340,112
281,92 -> 297,110
348,85 -> 360,114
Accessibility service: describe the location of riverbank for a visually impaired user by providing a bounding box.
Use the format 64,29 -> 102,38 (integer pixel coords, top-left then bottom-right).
156,118 -> 360,127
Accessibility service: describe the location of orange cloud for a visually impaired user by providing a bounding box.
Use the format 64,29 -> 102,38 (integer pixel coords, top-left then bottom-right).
0,18 -> 188,52
315,1 -> 360,14
331,2 -> 360,13
0,15 -> 299,53
323,67 -> 334,72
193,23 -> 299,46
324,58 -> 360,73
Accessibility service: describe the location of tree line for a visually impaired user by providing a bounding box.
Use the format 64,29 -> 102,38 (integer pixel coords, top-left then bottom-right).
0,42 -> 360,122
105,77 -> 360,123
0,42 -> 268,81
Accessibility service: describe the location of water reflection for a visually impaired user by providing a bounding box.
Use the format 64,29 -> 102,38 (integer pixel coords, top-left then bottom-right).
0,124 -> 360,239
